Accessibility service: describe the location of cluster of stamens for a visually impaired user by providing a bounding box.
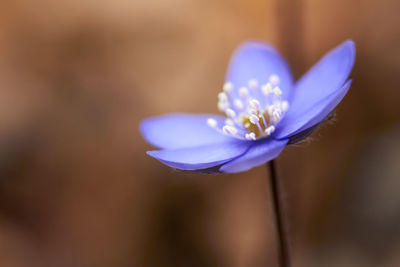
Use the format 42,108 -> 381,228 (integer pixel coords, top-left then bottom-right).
207,74 -> 289,141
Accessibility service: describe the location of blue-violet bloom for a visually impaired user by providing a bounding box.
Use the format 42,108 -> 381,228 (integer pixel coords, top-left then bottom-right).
140,40 -> 355,173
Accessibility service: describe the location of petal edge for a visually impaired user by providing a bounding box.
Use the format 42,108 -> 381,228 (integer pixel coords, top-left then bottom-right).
147,141 -> 251,171
220,138 -> 288,173
282,40 -> 355,129
275,80 -> 352,139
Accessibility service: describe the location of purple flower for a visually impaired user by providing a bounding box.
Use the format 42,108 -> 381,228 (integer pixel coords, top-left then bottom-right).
140,40 -> 355,173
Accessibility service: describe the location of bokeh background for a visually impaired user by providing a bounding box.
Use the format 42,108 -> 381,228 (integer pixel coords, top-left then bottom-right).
0,0 -> 399,266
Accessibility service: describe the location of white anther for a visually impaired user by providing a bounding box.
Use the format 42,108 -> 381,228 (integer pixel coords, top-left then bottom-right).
247,107 -> 258,115
249,114 -> 260,124
281,101 -> 289,112
273,109 -> 281,117
218,101 -> 229,111
234,99 -> 244,110
262,83 -> 273,96
226,108 -> 236,118
225,118 -> 234,126
273,87 -> 282,96
244,122 -> 251,128
266,105 -> 274,116
272,110 -> 281,122
249,99 -> 261,109
239,87 -> 249,98
269,74 -> 280,85
207,118 -> 217,128
223,125 -> 238,135
245,132 -> 257,141
265,125 -> 275,135
218,92 -> 228,101
248,79 -> 259,89
223,82 -> 233,93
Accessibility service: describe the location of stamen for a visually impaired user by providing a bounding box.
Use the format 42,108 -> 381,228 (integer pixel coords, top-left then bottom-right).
262,83 -> 273,96
248,79 -> 259,89
234,99 -> 244,110
218,101 -> 229,111
260,112 -> 268,128
281,101 -> 289,112
239,87 -> 249,98
223,125 -> 238,135
273,87 -> 282,96
265,125 -> 275,135
247,107 -> 258,115
272,109 -> 282,123
249,99 -> 261,109
249,114 -> 259,124
214,78 -> 288,141
269,74 -> 280,85
255,121 -> 264,133
245,132 -> 256,140
225,118 -> 234,126
266,105 -> 274,116
226,108 -> 236,118
207,118 -> 217,128
218,92 -> 228,101
223,82 -> 233,93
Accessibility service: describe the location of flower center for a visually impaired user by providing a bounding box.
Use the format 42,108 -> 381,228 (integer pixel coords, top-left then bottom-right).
207,74 -> 289,140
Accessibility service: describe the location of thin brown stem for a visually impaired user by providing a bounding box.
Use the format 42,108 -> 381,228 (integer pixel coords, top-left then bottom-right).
268,160 -> 290,267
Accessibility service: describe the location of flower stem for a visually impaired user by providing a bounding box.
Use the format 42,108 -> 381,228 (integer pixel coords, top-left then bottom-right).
267,160 -> 290,267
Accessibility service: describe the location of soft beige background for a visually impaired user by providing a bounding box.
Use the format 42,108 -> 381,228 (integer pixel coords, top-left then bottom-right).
0,0 -> 399,266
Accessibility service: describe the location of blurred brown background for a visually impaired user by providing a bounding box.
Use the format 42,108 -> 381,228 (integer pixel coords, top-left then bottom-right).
0,0 -> 399,266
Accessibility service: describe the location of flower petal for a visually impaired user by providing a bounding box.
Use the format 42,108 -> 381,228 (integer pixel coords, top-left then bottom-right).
140,113 -> 233,149
277,40 -> 355,137
275,80 -> 352,139
226,41 -> 294,104
147,141 -> 251,170
219,138 -> 288,173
